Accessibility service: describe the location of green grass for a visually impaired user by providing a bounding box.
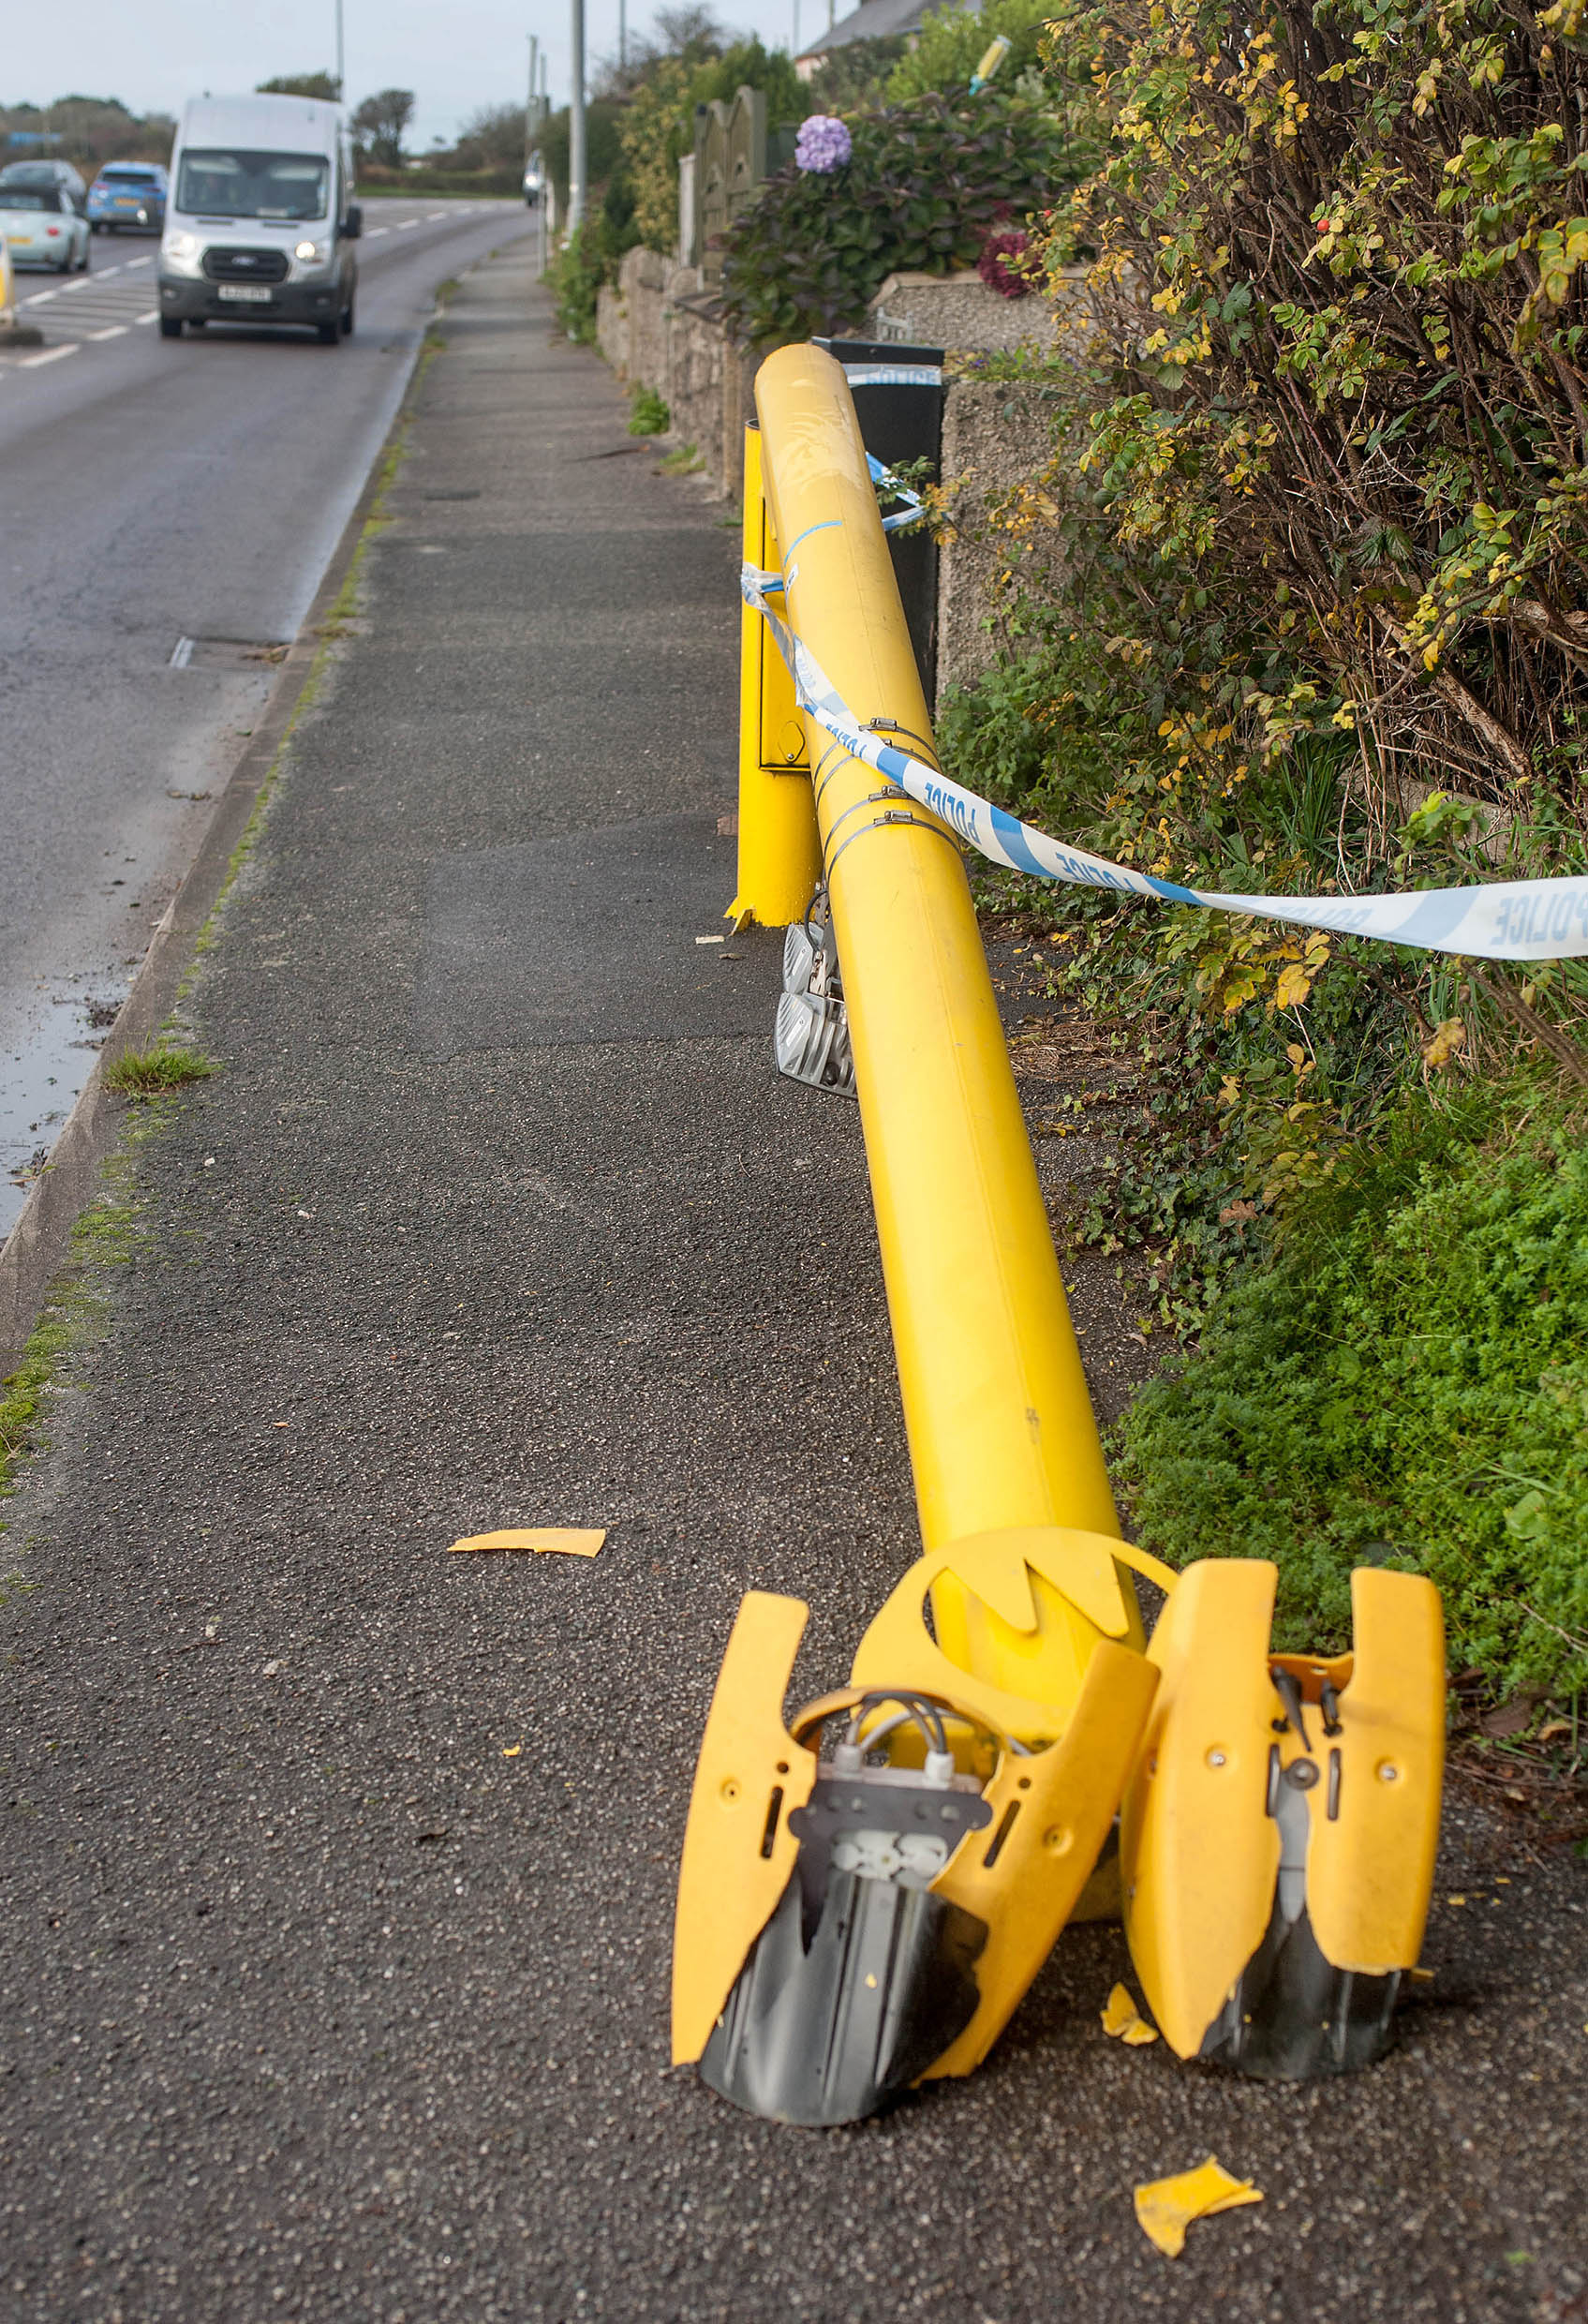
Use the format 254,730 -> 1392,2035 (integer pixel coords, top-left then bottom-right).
104,1044 -> 215,1098
1116,1075 -> 1588,1700
658,442 -> 703,476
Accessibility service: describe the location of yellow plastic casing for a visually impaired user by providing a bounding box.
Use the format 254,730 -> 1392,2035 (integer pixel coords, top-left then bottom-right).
729,424 -> 823,929
1120,1559 -> 1285,2059
1121,1560 -> 1448,2059
925,1635 -> 1158,2077
850,1525 -> 1154,1743
1305,1567 -> 1445,1974
670,1592 -> 817,2065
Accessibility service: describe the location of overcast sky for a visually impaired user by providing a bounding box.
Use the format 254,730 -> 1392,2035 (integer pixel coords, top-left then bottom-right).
3,0 -> 829,152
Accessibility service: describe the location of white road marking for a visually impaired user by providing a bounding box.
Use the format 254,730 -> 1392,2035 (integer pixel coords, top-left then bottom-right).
365,226 -> 390,238
22,290 -> 57,305
89,325 -> 127,340
96,262 -> 124,276
19,343 -> 78,368
169,635 -> 195,668
135,309 -> 158,324
425,210 -> 447,220
397,218 -> 420,231
125,255 -> 152,268
62,276 -> 93,292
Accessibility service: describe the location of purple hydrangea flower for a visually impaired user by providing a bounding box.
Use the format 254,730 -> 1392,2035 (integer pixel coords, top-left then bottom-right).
794,115 -> 853,173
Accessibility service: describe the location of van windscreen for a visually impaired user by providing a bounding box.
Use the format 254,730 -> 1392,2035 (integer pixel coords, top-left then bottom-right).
175,149 -> 330,221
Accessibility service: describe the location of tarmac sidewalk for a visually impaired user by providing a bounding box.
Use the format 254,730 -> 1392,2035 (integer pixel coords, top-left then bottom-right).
1,244 -> 1585,2324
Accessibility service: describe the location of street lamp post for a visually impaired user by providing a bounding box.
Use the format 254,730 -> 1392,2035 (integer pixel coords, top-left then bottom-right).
569,0 -> 586,233
335,0 -> 345,100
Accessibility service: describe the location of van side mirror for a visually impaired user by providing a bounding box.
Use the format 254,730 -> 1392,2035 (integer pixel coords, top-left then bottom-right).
343,203 -> 363,240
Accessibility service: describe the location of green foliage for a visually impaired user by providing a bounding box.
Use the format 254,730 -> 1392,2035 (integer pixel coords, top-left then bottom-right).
541,101 -> 627,219
618,39 -> 809,253
629,385 -> 671,435
1117,1085 -> 1588,1698
720,88 -> 1087,347
1027,0 -> 1588,840
886,0 -> 1061,102
805,37 -> 911,116
545,226 -> 608,342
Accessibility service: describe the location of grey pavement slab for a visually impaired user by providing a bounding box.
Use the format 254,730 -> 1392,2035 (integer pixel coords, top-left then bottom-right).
1,248 -> 1585,2324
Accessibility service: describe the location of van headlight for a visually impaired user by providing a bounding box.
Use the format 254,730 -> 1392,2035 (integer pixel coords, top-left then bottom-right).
162,231 -> 201,274
294,238 -> 328,265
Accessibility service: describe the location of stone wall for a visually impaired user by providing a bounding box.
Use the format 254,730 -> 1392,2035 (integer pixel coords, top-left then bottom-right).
593,245 -> 754,500
937,380 -> 1068,693
865,264 -> 1091,355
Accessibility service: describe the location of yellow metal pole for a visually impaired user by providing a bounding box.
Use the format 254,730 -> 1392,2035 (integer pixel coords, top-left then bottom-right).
728,423 -> 823,930
754,343 -> 1119,1554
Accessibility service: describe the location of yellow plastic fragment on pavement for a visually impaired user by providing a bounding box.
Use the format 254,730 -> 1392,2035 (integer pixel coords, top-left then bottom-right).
1102,1983 -> 1159,2046
448,1528 -> 606,1557
1134,2158 -> 1264,2258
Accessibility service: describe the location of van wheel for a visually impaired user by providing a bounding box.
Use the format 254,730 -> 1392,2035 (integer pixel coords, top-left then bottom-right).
316,320 -> 339,345
158,317 -> 183,339
339,293 -> 354,337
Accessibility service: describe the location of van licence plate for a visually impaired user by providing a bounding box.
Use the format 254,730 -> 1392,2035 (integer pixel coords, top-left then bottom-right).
217,284 -> 274,304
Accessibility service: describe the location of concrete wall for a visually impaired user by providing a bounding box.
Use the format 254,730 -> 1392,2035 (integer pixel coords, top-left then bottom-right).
937,380 -> 1067,693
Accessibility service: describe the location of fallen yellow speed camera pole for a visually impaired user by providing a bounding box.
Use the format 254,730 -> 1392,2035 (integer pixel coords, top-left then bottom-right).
671,343 -> 1446,2126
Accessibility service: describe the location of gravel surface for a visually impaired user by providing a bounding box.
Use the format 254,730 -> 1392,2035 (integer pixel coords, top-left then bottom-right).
2,246 -> 1584,2324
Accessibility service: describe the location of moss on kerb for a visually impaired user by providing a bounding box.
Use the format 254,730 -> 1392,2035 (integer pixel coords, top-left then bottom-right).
0,1106 -> 171,1529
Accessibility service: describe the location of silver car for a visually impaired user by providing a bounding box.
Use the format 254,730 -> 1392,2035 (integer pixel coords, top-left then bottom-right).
1,185 -> 91,273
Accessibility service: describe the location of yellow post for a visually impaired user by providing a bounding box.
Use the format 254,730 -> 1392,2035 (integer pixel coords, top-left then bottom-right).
753,342 -> 1119,1554
728,422 -> 823,930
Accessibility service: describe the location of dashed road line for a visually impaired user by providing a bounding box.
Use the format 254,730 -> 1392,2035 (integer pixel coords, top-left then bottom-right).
135,309 -> 157,324
89,325 -> 127,341
398,218 -> 420,231
19,343 -> 78,368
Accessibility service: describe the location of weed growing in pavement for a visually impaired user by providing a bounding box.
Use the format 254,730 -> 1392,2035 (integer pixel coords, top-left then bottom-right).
628,386 -> 670,437
105,1044 -> 215,1098
658,443 -> 703,476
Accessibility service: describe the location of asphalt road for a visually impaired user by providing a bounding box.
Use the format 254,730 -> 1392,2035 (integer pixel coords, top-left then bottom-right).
1,246 -> 1585,2323
0,197 -> 534,1239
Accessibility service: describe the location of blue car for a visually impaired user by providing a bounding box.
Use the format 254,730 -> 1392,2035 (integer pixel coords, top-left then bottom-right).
86,161 -> 169,235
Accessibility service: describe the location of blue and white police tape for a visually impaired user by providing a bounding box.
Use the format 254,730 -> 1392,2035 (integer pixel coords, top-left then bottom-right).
740,561 -> 1588,962
867,452 -> 928,535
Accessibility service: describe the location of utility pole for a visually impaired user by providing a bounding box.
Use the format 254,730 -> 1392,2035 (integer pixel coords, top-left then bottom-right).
619,0 -> 628,78
527,33 -> 539,164
335,0 -> 345,101
569,0 -> 586,234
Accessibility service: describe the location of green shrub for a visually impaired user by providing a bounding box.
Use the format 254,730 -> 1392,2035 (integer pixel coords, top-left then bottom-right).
720,88 -> 1087,347
886,0 -> 1061,102
546,225 -> 615,343
618,39 -> 809,254
628,386 -> 670,436
1117,1085 -> 1588,1700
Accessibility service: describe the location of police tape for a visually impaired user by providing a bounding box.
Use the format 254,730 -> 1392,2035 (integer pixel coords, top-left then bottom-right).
742,562 -> 1588,963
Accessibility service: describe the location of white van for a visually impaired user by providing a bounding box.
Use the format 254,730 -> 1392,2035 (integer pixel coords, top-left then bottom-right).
157,93 -> 361,345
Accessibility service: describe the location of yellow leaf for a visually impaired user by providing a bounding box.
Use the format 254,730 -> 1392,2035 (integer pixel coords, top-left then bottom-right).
448,1527 -> 606,1557
1135,2158 -> 1264,2257
1421,1017 -> 1465,1070
1102,1983 -> 1159,2045
1274,962 -> 1314,1009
